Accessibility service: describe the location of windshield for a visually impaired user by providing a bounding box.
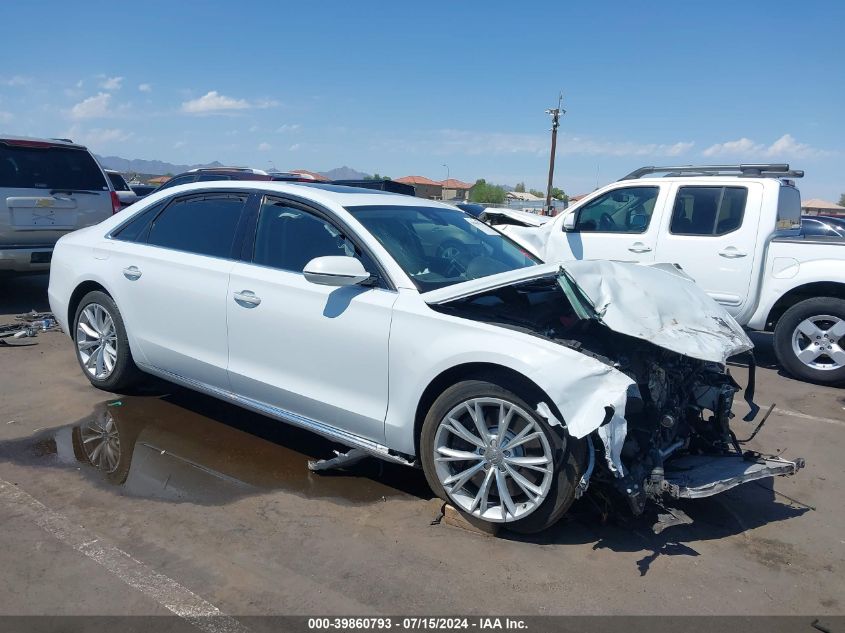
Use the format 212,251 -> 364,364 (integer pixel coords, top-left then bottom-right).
347,205 -> 540,292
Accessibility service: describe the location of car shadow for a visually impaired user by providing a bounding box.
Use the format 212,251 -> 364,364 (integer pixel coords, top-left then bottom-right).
502,479 -> 809,574
0,273 -> 51,315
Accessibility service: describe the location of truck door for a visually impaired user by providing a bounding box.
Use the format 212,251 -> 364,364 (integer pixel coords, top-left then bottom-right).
654,183 -> 762,318
558,185 -> 668,263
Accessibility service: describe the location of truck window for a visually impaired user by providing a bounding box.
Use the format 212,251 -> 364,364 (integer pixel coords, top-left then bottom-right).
776,185 -> 801,231
574,186 -> 658,233
670,186 -> 748,236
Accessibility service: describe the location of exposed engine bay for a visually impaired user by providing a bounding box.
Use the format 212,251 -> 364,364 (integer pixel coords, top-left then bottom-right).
431,274 -> 804,517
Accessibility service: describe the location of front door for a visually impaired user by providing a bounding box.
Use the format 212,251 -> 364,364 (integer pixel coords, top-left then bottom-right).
548,185 -> 667,263
226,196 -> 397,443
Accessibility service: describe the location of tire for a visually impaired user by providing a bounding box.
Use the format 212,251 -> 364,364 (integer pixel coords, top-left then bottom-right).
73,290 -> 141,391
773,297 -> 845,384
420,379 -> 585,534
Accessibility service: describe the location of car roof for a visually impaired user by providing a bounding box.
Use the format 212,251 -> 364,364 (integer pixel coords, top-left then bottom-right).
153,180 -> 457,210
0,135 -> 87,149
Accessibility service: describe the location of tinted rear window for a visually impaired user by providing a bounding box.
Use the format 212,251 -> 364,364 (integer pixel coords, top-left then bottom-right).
107,172 -> 131,191
147,193 -> 247,258
0,144 -> 108,190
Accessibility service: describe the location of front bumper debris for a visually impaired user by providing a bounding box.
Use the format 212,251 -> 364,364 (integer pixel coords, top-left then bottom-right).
663,454 -> 805,499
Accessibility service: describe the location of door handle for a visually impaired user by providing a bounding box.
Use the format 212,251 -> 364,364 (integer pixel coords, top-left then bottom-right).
122,266 -> 142,280
718,247 -> 747,258
627,242 -> 652,253
233,290 -> 261,308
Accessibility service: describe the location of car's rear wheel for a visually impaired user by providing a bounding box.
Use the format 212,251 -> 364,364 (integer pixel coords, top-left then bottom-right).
774,297 -> 845,384
74,290 -> 140,391
420,380 -> 584,534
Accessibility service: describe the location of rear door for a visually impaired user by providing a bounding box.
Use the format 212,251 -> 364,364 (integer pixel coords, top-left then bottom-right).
106,190 -> 252,390
0,140 -> 112,249
654,183 -> 762,317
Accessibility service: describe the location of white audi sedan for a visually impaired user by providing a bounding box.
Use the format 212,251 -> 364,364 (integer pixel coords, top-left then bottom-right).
48,182 -> 802,533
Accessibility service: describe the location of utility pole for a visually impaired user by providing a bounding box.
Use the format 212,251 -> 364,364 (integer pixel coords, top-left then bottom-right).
544,93 -> 564,215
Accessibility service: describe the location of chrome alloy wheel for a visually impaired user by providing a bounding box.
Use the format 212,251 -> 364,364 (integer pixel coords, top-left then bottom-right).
80,411 -> 121,473
433,397 -> 554,523
791,314 -> 845,371
76,303 -> 118,380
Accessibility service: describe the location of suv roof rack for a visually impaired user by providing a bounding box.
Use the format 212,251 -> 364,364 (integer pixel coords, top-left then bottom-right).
620,164 -> 804,180
187,166 -> 266,174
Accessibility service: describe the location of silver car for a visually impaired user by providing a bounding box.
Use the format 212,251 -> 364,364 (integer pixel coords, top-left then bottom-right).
0,136 -> 118,273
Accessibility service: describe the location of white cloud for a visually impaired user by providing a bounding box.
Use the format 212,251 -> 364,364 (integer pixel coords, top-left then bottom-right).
69,92 -> 112,119
3,75 -> 32,87
99,76 -> 123,91
66,125 -> 132,146
386,129 -> 695,158
138,83 -> 152,93
249,124 -> 259,132
703,134 -> 831,159
0,111 -> 13,124
288,144 -> 301,151
76,80 -> 84,88
181,91 -> 251,114
173,140 -> 186,149
258,142 -> 272,151
276,123 -> 300,133
181,91 -> 279,114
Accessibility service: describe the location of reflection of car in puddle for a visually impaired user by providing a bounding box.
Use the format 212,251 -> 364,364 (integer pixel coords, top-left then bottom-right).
61,396 -> 427,504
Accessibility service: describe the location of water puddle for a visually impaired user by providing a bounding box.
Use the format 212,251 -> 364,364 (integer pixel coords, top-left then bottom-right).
5,390 -> 431,505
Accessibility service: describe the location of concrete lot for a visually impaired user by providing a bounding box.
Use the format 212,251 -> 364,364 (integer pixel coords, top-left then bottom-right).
0,273 -> 843,618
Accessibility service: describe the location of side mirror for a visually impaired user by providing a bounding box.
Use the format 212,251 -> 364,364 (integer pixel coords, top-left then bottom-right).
303,256 -> 371,287
562,212 -> 576,231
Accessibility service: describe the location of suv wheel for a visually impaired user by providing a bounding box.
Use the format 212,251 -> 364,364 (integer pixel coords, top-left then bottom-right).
774,297 -> 845,384
73,291 -> 140,391
420,380 -> 584,534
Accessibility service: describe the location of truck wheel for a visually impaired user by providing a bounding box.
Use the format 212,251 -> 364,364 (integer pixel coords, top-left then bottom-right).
774,297 -> 845,384
420,380 -> 585,534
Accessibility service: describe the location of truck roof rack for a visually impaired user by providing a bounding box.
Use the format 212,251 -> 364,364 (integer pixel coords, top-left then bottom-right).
620,164 -> 804,180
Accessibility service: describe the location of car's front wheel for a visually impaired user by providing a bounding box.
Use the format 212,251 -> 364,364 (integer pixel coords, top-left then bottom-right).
420,380 -> 584,534
73,290 -> 140,391
774,297 -> 845,385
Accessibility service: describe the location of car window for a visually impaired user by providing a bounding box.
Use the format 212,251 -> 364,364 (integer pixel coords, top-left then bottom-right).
107,172 -> 131,192
348,205 -> 539,293
575,187 -> 658,233
253,198 -> 366,273
670,186 -> 748,236
197,174 -> 232,182
803,218 -> 845,237
147,193 -> 247,258
156,174 -> 196,191
0,144 -> 108,190
111,202 -> 165,242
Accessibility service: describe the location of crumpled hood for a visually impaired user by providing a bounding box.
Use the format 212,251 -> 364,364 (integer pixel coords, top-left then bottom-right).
422,260 -> 753,364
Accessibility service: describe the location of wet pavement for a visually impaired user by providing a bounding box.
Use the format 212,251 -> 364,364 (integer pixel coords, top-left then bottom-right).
1,274 -> 843,618
6,393 -> 431,505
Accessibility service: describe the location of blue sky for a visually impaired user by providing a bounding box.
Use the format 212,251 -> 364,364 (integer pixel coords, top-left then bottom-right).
1,1 -> 842,199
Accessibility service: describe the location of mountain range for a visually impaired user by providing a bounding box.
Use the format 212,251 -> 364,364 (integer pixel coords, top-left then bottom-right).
94,154 -> 370,180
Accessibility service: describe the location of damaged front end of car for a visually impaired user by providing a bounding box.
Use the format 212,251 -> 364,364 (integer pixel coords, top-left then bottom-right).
425,260 -> 804,521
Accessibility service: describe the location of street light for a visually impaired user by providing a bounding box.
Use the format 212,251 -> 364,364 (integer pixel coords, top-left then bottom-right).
442,163 -> 450,182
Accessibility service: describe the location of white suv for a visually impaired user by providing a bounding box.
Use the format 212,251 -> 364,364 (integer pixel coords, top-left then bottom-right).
0,136 -> 118,273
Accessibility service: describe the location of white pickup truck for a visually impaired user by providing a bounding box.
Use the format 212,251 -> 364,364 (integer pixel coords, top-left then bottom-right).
490,164 -> 845,384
